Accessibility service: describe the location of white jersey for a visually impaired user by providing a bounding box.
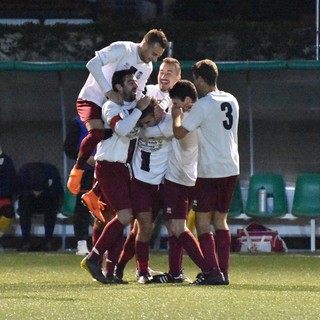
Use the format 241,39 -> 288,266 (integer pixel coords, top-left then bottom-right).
94,100 -> 141,163
166,112 -> 198,187
145,84 -> 172,112
79,41 -> 153,107
182,90 -> 239,178
132,113 -> 173,185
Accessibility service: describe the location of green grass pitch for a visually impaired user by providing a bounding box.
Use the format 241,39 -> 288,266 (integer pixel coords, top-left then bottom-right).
1,251 -> 320,320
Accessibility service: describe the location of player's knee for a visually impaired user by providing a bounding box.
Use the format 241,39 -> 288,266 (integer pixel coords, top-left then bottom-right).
117,209 -> 133,225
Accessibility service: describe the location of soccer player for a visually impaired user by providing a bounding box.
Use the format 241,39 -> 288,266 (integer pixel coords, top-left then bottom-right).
130,101 -> 173,283
172,60 -> 240,285
145,56 -> 181,113
80,68 -> 153,284
67,29 -> 168,196
150,80 -> 225,285
64,115 -> 94,255
114,58 -> 181,283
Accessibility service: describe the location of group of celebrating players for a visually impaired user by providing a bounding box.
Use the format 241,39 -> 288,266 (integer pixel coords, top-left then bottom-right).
66,28 -> 239,286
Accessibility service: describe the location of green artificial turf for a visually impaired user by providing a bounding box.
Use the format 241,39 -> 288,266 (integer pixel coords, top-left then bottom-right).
1,251 -> 320,320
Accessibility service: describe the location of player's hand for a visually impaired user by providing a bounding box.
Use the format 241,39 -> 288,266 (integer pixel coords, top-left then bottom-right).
136,95 -> 151,111
154,104 -> 164,122
171,105 -> 183,120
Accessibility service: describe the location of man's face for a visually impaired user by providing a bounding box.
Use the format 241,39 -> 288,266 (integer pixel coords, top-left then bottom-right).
121,74 -> 138,101
192,73 -> 204,97
157,62 -> 181,93
138,113 -> 157,128
140,42 -> 165,64
171,97 -> 192,112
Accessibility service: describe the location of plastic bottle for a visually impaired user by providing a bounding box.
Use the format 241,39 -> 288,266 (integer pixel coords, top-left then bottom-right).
258,187 -> 267,212
267,193 -> 274,213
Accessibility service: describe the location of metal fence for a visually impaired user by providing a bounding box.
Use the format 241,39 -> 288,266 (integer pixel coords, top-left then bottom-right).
1,60 -> 320,187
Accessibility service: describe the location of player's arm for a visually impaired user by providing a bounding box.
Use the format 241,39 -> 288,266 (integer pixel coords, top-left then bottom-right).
86,43 -> 126,101
171,105 -> 189,139
158,95 -> 171,111
107,97 -> 151,136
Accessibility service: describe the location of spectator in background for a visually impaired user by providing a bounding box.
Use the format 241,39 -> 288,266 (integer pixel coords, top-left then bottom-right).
0,145 -> 17,251
64,115 -> 94,256
17,162 -> 64,251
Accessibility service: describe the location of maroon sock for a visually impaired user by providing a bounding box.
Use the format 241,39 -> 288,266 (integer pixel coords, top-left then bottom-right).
178,230 -> 210,272
76,128 -> 105,169
117,231 -> 136,269
135,240 -> 149,274
198,232 -> 221,276
168,236 -> 183,276
91,223 -> 103,246
89,218 -> 124,262
215,229 -> 231,275
106,236 -> 124,277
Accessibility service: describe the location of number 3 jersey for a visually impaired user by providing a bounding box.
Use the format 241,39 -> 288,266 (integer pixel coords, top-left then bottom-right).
182,90 -> 239,178
132,113 -> 173,185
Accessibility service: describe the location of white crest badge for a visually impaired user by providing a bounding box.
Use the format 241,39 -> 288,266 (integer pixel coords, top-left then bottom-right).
135,71 -> 143,80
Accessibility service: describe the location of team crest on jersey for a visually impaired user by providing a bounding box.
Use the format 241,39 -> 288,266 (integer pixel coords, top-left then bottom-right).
127,126 -> 140,140
139,138 -> 163,152
135,71 -> 143,80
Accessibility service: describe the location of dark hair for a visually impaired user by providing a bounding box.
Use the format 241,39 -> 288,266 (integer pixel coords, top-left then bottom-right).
192,59 -> 218,86
140,96 -> 158,119
143,29 -> 168,49
112,67 -> 137,92
161,57 -> 181,76
169,80 -> 198,102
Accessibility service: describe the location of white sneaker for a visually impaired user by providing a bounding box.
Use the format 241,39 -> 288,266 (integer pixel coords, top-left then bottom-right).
76,240 -> 89,256
148,267 -> 164,277
136,267 -> 163,280
137,272 -> 153,284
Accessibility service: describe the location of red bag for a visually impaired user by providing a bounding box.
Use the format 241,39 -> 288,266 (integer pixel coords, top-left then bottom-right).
235,223 -> 288,253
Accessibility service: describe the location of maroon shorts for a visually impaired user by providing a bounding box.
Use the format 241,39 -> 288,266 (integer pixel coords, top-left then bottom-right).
95,161 -> 132,212
130,178 -> 163,220
76,98 -> 102,123
193,175 -> 238,213
163,179 -> 194,220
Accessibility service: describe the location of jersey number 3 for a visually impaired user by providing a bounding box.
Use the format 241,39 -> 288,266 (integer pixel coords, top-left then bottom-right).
221,102 -> 233,130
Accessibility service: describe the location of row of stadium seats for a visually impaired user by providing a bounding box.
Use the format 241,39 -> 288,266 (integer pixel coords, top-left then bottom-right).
59,173 -> 320,251
229,172 -> 320,251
